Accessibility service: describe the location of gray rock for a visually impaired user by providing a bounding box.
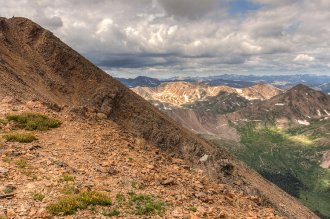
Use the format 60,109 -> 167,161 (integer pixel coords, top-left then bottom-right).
161,178 -> 175,186
108,166 -> 118,175
0,167 -> 8,174
96,113 -> 108,120
199,154 -> 209,162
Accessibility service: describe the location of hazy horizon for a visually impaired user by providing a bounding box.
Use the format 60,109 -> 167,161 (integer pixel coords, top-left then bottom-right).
110,71 -> 330,79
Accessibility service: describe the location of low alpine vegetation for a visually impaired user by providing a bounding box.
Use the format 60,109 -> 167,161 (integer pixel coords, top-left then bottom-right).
102,208 -> 120,217
47,191 -> 112,216
32,192 -> 45,202
61,174 -> 75,182
3,131 -> 37,143
128,192 -> 166,216
14,158 -> 28,168
3,186 -> 14,194
7,113 -> 61,131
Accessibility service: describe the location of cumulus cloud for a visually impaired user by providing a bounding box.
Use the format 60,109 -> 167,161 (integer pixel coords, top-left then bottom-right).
294,54 -> 315,62
0,0 -> 329,77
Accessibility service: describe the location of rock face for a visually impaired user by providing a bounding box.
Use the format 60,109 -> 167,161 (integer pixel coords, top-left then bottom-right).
0,17 -> 319,218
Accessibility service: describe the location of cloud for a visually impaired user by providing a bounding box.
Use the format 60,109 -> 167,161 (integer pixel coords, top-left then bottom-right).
294,54 -> 315,62
0,0 -> 329,77
157,0 -> 220,19
38,15 -> 63,29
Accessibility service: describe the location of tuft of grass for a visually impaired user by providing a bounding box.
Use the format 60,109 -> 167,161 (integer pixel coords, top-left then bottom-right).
115,193 -> 125,205
2,157 -> 10,163
0,118 -> 7,125
6,113 -> 61,131
3,132 -> 37,143
32,193 -> 45,202
131,181 -> 145,190
102,208 -> 120,217
189,207 -> 197,212
62,174 -> 74,182
15,159 -> 28,168
47,191 -> 112,216
3,186 -> 13,194
62,185 -> 79,195
128,192 -> 166,216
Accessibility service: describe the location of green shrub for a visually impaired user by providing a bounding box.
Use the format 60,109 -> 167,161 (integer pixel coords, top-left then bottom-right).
128,192 -> 165,216
62,174 -> 74,182
7,113 -> 61,131
47,191 -> 112,216
32,193 -> 45,201
3,186 -> 13,194
189,207 -> 197,212
3,132 -> 36,143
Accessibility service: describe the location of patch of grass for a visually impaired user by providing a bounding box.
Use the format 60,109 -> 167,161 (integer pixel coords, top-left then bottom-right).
15,159 -> 28,168
62,174 -> 74,182
23,169 -> 36,178
47,191 -> 112,216
6,113 -> 61,131
115,192 -> 125,205
32,193 -> 45,202
0,215 -> 8,219
62,185 -> 78,195
131,181 -> 145,190
128,192 -> 166,216
102,208 -> 120,217
0,118 -> 7,125
189,207 -> 197,212
3,132 -> 37,143
3,186 -> 13,194
2,157 -> 10,163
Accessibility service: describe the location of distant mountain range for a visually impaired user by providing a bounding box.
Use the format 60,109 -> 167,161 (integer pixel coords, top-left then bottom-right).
117,75 -> 330,93
132,82 -> 282,107
115,76 -> 161,88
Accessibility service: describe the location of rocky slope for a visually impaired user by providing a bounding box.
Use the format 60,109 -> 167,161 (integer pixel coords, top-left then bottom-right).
0,17 -> 318,219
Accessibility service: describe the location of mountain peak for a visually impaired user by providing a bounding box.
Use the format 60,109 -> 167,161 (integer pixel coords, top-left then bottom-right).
290,83 -> 315,92
285,84 -> 327,99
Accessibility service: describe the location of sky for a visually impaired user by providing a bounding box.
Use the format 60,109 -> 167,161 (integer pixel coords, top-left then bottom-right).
1,0 -> 330,78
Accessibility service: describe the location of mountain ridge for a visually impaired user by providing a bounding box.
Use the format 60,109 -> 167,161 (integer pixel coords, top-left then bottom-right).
132,82 -> 282,107
229,84 -> 330,124
0,17 -> 319,218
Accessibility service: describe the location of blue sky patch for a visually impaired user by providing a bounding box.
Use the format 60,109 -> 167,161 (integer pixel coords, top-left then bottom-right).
228,0 -> 262,15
